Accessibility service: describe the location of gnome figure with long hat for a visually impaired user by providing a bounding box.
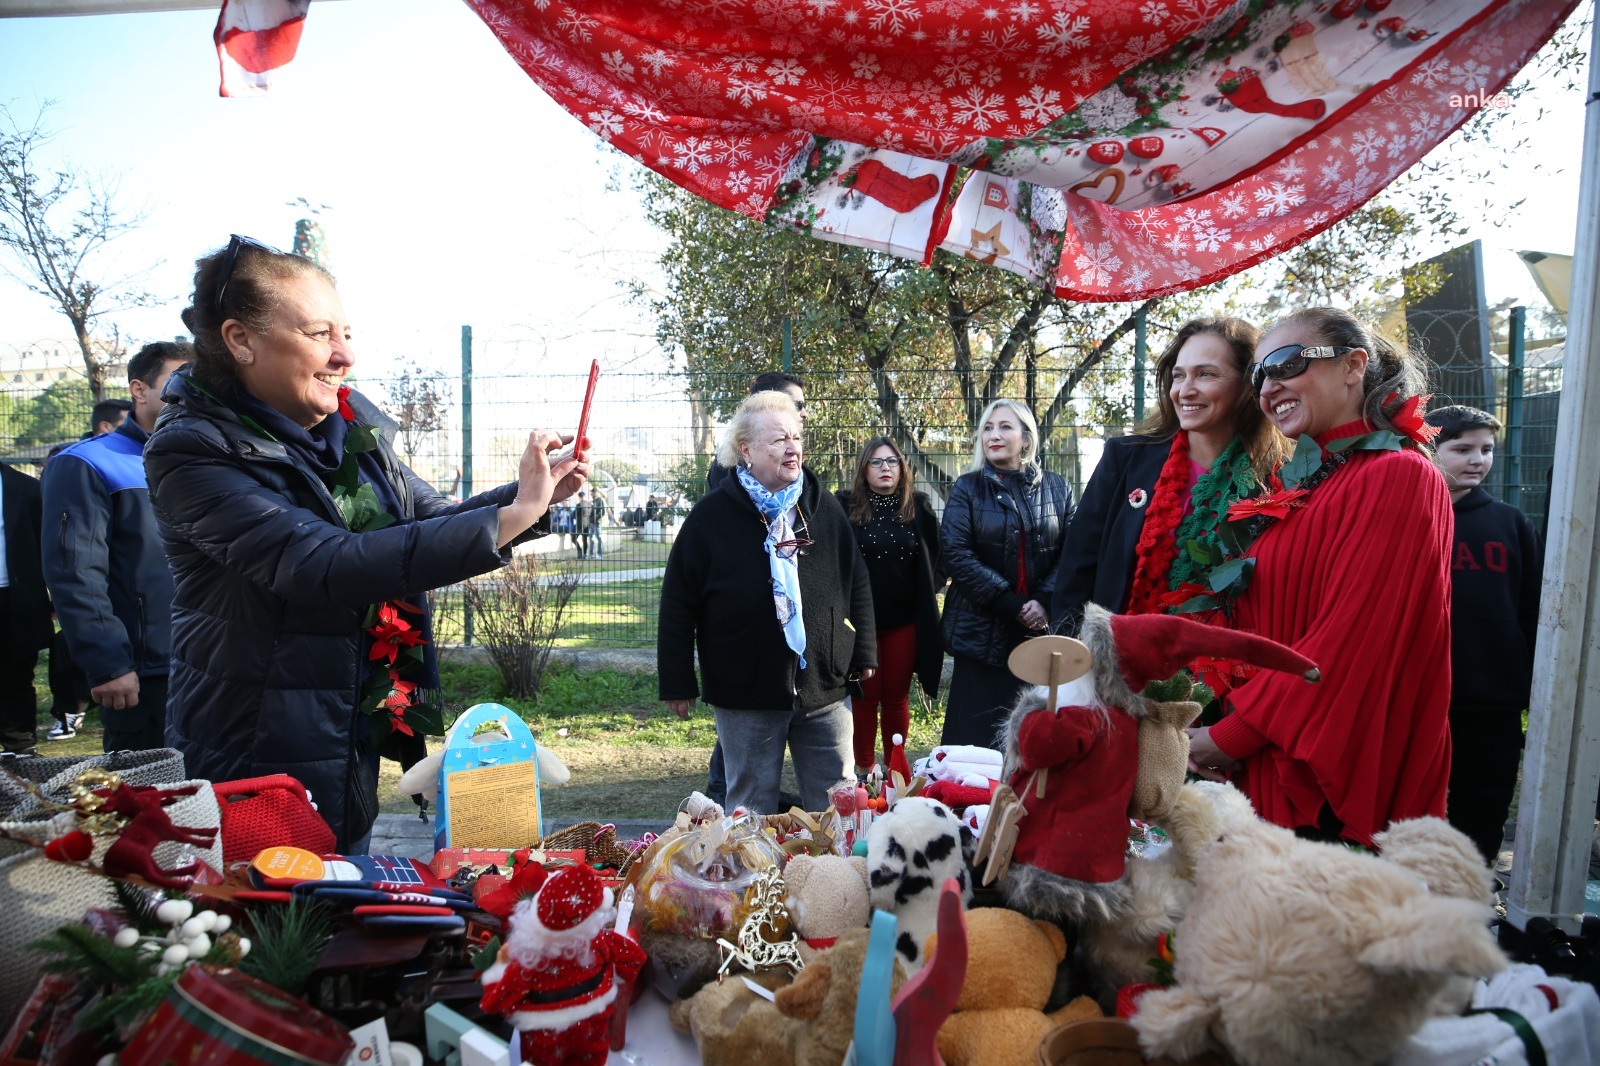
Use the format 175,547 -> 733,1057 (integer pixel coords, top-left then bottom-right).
480,863 -> 647,1066
997,603 -> 1319,925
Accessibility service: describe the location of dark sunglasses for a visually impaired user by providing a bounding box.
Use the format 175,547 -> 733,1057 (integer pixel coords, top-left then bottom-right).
215,234 -> 282,315
1250,344 -> 1356,392
772,509 -> 812,559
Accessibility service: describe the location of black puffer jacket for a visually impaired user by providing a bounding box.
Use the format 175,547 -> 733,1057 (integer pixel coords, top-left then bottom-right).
145,372 -> 540,849
939,463 -> 1073,668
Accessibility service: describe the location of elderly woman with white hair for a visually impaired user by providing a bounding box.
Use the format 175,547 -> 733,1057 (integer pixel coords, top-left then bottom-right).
939,399 -> 1074,747
657,390 -> 876,813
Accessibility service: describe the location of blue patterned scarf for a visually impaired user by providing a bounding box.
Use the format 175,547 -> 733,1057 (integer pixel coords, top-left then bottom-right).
736,465 -> 807,669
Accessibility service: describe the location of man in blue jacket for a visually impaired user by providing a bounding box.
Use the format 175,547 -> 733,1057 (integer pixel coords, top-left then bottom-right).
42,341 -> 190,751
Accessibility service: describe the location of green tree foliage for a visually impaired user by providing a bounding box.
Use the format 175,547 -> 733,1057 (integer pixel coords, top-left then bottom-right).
11,378 -> 97,450
637,172 -> 1436,497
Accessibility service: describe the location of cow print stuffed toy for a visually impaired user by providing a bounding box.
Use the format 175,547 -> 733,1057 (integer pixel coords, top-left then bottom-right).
866,797 -> 973,970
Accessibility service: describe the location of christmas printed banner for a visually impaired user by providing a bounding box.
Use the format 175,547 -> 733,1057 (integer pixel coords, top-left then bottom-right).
465,0 -> 1574,300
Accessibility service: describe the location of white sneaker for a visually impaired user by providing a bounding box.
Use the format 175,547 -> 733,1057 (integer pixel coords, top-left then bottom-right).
46,722 -> 75,741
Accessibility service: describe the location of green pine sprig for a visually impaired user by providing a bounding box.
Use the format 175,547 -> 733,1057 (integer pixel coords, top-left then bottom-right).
239,898 -> 335,997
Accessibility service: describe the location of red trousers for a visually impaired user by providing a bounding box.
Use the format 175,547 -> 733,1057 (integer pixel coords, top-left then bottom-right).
853,623 -> 917,768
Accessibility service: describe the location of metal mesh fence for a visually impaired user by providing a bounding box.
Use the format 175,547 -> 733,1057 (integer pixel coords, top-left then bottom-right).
0,307 -> 1566,649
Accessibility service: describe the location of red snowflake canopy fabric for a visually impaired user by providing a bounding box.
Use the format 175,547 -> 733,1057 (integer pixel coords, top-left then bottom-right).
466,0 -> 1573,300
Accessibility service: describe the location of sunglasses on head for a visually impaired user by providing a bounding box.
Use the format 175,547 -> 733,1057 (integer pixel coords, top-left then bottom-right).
1250,344 -> 1356,392
215,234 -> 282,315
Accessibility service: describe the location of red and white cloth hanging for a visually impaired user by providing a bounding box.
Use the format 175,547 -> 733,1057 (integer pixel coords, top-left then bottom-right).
463,0 -> 1575,299
215,0 -> 310,98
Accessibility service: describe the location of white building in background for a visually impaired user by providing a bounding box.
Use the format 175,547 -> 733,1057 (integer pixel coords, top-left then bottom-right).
1,337 -> 94,399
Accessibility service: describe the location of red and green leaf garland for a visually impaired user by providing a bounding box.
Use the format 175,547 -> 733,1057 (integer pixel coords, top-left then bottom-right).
331,387 -> 443,744
1175,399 -> 1439,625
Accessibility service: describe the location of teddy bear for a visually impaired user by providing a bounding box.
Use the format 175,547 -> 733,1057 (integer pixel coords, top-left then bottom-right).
669,927 -> 905,1066
931,906 -> 1102,1066
1132,816 -> 1508,1066
783,852 -> 870,962
1079,781 -> 1259,999
866,797 -> 973,970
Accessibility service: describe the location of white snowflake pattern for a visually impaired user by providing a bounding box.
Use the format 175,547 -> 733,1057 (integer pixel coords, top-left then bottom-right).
951,86 -> 1009,127
1348,129 -> 1384,165
866,0 -> 922,33
727,169 -> 753,194
638,50 -> 677,78
716,140 -> 754,166
1174,207 -> 1230,254
806,0 -> 839,14
1450,59 -> 1492,93
1218,192 -> 1248,219
1139,0 -> 1167,25
1011,0 -> 1041,20
727,77 -> 769,107
719,52 -> 763,73
1317,160 -> 1343,188
1411,55 -> 1452,89
1127,210 -> 1169,240
1073,241 -> 1125,287
1277,158 -> 1305,181
766,59 -> 807,86
622,98 -> 668,125
1015,85 -> 1062,126
1252,182 -> 1305,217
601,51 -> 635,82
585,108 -> 624,138
1036,12 -> 1091,57
556,11 -> 599,43
812,73 -> 863,110
1334,168 -> 1377,209
851,53 -> 882,80
934,54 -> 979,87
1124,264 -> 1154,289
1173,261 -> 1204,283
1067,53 -> 1104,86
789,100 -> 828,126
673,137 -> 715,173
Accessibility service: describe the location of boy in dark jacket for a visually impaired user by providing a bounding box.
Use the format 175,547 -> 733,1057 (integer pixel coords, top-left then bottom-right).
1426,405 -> 1543,866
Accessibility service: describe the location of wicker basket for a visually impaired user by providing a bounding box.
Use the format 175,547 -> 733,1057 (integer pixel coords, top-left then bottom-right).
1038,1019 -> 1233,1066
537,821 -> 644,880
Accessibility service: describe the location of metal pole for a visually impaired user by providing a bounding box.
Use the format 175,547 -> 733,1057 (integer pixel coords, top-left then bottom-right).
1506,305 -> 1526,509
1506,18 -> 1600,936
1133,305 -> 1148,422
461,325 -> 474,646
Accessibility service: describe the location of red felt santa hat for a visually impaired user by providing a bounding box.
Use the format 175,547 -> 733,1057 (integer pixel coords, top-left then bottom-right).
887,733 -> 913,787
536,863 -> 606,931
1080,603 -> 1318,715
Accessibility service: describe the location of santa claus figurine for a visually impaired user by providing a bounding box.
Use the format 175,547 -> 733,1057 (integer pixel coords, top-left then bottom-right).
480,863 -> 647,1065
1000,603 -> 1318,925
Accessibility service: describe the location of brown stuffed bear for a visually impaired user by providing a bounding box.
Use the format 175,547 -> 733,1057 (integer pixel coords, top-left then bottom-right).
932,907 -> 1101,1066
669,927 -> 904,1066
783,852 -> 871,963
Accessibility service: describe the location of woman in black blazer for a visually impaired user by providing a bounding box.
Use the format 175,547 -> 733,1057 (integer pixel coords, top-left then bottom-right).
837,436 -> 944,772
1050,317 -> 1288,636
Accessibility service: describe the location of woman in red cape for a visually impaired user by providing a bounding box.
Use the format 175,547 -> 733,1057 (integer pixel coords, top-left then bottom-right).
1188,307 -> 1453,847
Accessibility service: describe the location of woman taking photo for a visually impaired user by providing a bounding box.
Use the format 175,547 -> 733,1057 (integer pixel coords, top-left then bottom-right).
658,391 -> 876,813
1051,316 -> 1287,636
939,400 -> 1072,748
836,437 -> 944,773
1187,307 -> 1453,846
147,236 -> 587,851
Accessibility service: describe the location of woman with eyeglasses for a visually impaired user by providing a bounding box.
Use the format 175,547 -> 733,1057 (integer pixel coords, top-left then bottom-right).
1050,317 -> 1288,639
658,390 -> 876,813
835,437 -> 945,773
145,237 -> 588,852
938,400 -> 1073,748
1185,307 -> 1453,847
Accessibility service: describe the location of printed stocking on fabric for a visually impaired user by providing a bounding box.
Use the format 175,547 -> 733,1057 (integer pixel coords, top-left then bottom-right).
1217,68 -> 1327,121
846,160 -> 942,213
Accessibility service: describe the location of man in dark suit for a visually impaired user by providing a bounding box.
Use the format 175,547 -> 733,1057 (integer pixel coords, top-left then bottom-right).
0,461 -> 53,754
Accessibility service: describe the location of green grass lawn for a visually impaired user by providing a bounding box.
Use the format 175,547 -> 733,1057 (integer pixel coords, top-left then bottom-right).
20,657 -> 948,819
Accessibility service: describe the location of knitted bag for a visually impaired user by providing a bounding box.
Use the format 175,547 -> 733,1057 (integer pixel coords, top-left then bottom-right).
213,775 -> 337,864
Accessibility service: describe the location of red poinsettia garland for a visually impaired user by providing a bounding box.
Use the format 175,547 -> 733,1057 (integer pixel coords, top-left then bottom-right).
332,387 -> 442,743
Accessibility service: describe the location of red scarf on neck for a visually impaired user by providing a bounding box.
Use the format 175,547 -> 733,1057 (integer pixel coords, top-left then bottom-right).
1123,432 -> 1192,616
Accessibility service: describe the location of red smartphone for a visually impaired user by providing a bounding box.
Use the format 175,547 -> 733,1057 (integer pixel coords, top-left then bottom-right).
554,359 -> 600,466
574,358 -> 600,458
